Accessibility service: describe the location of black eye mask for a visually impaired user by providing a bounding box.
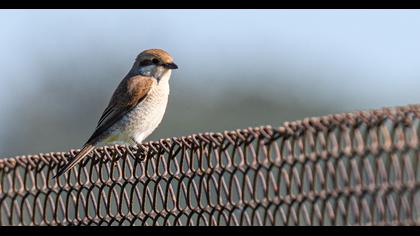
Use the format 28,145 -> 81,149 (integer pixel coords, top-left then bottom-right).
139,58 -> 161,67
139,59 -> 153,67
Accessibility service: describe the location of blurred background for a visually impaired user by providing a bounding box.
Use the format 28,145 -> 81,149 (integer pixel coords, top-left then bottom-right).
0,10 -> 420,158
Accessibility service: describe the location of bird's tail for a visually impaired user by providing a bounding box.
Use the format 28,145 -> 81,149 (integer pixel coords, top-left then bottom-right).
53,144 -> 95,179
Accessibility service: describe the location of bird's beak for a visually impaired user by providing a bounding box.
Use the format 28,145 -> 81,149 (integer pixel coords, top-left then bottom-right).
163,62 -> 178,69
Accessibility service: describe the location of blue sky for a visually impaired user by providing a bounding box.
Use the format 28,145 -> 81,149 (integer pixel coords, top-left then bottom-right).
1,10 -> 420,156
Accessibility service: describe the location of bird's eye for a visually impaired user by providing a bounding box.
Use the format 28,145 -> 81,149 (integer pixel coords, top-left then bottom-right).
139,60 -> 152,66
152,58 -> 160,64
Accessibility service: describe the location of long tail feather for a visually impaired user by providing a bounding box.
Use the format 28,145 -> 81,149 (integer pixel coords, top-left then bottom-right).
53,144 -> 95,179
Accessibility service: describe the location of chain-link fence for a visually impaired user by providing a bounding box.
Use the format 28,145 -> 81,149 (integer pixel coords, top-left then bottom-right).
1,104 -> 419,226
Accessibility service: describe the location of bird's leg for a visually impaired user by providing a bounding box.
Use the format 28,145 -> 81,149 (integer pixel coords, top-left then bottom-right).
131,137 -> 148,161
130,137 -> 141,146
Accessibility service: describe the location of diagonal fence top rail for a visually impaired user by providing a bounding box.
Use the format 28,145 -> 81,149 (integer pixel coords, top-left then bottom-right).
0,104 -> 419,226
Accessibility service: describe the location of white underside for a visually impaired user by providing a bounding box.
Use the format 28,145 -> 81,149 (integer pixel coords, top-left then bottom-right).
96,71 -> 171,146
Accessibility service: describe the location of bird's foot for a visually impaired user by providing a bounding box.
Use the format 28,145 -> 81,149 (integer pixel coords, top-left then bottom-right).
131,137 -> 149,161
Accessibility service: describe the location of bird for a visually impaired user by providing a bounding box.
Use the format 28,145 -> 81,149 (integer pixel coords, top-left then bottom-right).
53,49 -> 178,178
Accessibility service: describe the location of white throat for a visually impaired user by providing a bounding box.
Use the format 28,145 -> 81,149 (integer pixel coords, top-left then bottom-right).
158,70 -> 172,84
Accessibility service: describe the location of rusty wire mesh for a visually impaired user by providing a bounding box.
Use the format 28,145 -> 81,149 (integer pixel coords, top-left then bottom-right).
1,104 -> 420,226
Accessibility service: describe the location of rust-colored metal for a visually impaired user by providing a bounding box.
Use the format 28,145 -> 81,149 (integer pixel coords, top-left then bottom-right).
1,104 -> 420,226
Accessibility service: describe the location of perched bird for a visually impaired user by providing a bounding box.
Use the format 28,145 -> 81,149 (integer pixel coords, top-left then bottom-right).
53,49 -> 178,178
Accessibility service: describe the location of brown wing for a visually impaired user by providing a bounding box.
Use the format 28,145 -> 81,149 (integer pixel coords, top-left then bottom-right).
86,75 -> 154,144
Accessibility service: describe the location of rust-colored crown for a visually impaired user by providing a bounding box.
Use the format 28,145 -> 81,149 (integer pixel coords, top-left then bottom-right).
137,48 -> 174,64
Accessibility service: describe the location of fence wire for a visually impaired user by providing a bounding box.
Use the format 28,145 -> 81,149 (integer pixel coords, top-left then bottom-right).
1,104 -> 420,226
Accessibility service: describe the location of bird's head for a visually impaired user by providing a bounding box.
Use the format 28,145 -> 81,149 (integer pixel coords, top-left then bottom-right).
133,49 -> 178,79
